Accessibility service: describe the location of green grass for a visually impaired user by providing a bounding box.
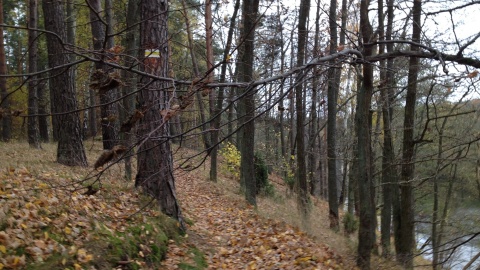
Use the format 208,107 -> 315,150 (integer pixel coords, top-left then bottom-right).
178,247 -> 207,270
83,216 -> 180,269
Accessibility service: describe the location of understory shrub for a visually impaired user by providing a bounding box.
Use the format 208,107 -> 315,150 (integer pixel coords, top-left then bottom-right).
254,153 -> 274,196
342,212 -> 358,234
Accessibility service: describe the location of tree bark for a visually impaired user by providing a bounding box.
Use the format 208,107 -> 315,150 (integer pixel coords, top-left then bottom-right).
309,2 -> 321,197
28,0 -> 40,148
294,0 -> 311,222
0,0 -> 11,142
238,0 -> 260,206
136,0 -> 184,228
327,0 -> 339,230
379,0 -> 397,257
87,0 -> 119,150
397,1 -> 421,268
38,79 -> 49,142
42,0 -> 87,166
357,0 -> 376,268
120,0 -> 139,181
205,0 -> 214,130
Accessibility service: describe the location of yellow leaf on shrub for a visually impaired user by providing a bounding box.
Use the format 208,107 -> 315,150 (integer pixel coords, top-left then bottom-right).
0,245 -> 6,253
64,227 -> 72,234
73,263 -> 82,270
0,262 -> 3,270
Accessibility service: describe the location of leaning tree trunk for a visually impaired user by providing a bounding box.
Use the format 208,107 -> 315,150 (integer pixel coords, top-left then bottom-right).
180,0 -> 210,151
135,0 -> 184,228
42,0 -> 87,166
210,0 -> 240,182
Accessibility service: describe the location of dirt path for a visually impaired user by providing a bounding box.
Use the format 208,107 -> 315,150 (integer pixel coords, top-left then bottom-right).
161,170 -> 347,269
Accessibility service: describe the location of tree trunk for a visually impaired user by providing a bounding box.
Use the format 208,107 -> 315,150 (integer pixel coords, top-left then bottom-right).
294,0 -> 311,222
38,79 -> 49,142
357,0 -> 376,268
210,0 -> 240,182
136,0 -> 184,228
0,0 -> 11,142
380,0 -> 399,257
87,0 -> 119,150
180,0 -> 210,151
28,0 -> 40,148
308,1 -> 320,197
238,0 -> 260,206
205,0 -> 214,129
42,0 -> 87,166
327,0 -> 339,230
88,88 -> 97,138
278,2 -> 286,166
397,1 -> 421,268
120,0 -> 139,181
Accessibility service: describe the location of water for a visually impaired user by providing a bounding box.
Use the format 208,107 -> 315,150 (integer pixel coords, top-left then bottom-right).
417,232 -> 480,269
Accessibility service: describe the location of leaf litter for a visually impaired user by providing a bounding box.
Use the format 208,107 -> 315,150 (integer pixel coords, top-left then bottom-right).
0,142 -> 349,269
163,169 -> 348,269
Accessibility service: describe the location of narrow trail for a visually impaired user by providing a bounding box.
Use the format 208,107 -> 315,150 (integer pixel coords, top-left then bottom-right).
162,169 -> 347,269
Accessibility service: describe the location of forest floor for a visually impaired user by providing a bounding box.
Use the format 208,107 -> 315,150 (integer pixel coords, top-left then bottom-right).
0,141 -> 423,269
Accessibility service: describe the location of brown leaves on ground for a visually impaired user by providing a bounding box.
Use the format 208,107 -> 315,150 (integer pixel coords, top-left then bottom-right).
162,170 -> 347,269
0,165 -> 150,269
1,143 -> 350,269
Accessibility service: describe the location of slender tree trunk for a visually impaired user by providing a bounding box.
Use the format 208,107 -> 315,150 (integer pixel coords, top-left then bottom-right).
308,2 -> 320,196
278,1 -> 286,164
66,0 -> 76,106
42,0 -> 87,166
295,0 -> 311,222
136,0 -> 184,228
431,100 -> 463,268
38,79 -> 49,142
28,0 -> 40,148
327,0 -> 339,230
88,88 -> 97,137
288,25 -> 296,165
120,0 -> 139,181
477,145 -> 480,200
380,0 -> 399,257
210,0 -> 240,182
87,0 -> 118,150
0,0 -> 11,142
205,0 -> 214,126
397,1 -> 421,268
227,86 -> 235,143
436,152 -> 460,266
180,0 -> 210,151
